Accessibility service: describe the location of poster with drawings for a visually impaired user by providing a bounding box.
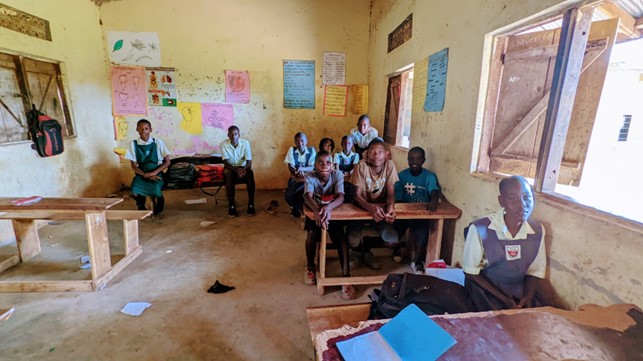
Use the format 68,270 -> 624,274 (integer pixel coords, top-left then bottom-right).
146,67 -> 177,107
108,31 -> 161,67
110,66 -> 147,116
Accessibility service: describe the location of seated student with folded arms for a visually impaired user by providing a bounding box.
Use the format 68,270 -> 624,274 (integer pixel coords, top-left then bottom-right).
125,119 -> 171,216
284,132 -> 316,217
334,135 -> 360,204
303,150 -> 355,300
394,146 -> 441,274
348,138 -> 399,269
220,125 -> 255,217
463,175 -> 553,311
349,114 -> 379,158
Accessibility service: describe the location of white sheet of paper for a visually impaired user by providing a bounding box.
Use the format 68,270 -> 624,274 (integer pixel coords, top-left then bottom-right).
120,302 -> 151,317
336,331 -> 399,361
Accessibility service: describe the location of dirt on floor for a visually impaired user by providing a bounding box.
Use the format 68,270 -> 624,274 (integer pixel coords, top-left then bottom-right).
0,189 -> 411,360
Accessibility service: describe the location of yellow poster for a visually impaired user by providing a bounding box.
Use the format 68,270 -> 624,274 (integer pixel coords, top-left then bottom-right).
178,102 -> 203,135
351,85 -> 369,114
412,57 -> 428,114
323,85 -> 348,117
114,116 -> 129,140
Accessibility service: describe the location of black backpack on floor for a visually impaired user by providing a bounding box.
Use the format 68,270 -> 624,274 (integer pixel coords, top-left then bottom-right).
370,273 -> 471,319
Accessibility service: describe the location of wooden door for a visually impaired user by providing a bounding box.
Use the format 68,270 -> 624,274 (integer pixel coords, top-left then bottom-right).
384,74 -> 401,145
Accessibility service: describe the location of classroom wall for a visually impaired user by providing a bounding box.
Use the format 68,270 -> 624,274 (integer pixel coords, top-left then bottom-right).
368,0 -> 642,308
98,0 -> 372,189
0,0 -> 120,241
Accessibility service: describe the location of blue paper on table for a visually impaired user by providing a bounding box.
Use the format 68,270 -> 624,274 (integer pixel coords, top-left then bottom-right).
336,304 -> 456,361
120,302 -> 151,316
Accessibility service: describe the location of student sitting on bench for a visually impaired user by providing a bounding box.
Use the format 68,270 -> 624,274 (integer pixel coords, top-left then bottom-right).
220,125 -> 255,217
463,175 -> 553,311
284,132 -> 316,217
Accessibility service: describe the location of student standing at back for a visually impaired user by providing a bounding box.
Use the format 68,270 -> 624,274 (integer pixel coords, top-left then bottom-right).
284,132 -> 316,217
125,119 -> 171,216
394,146 -> 441,274
220,125 -> 256,217
349,114 -> 379,158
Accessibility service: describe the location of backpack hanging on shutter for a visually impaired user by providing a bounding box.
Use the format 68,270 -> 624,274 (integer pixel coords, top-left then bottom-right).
27,104 -> 64,157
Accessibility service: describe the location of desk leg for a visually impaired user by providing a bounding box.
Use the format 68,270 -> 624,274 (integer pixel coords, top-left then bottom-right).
317,229 -> 327,296
12,220 -> 41,262
123,219 -> 139,255
426,219 -> 444,265
85,212 -> 112,280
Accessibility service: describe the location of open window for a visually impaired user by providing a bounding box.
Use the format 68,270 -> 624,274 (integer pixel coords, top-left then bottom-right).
475,2 -> 643,223
384,66 -> 413,148
0,52 -> 74,144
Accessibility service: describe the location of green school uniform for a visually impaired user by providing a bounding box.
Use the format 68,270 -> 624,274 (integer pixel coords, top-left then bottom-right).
131,140 -> 164,198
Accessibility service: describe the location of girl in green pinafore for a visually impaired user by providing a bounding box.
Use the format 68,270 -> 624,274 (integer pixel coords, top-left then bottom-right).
124,119 -> 171,215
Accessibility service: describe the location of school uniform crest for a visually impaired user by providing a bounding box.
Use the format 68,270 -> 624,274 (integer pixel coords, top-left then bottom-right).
505,245 -> 521,260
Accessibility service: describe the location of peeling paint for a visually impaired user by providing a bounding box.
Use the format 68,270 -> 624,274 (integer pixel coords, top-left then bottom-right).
550,259 -> 625,304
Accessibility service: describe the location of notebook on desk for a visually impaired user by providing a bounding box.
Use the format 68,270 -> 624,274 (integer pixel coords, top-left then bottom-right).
336,304 -> 457,361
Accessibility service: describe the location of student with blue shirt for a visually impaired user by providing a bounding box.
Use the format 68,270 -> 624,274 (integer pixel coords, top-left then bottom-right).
394,146 -> 441,274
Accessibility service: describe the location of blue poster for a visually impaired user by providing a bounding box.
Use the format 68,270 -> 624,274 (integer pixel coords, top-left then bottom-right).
283,60 -> 315,109
424,48 -> 449,112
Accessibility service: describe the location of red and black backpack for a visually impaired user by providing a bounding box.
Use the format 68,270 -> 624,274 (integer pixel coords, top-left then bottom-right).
27,104 -> 64,157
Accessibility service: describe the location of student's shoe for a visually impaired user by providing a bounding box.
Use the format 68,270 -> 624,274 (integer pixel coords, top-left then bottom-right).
342,285 -> 356,300
291,207 -> 301,218
228,206 -> 238,218
411,261 -> 425,275
304,267 -> 316,285
265,200 -> 279,214
392,248 -> 402,263
246,204 -> 256,217
364,251 -> 382,270
349,251 -> 361,268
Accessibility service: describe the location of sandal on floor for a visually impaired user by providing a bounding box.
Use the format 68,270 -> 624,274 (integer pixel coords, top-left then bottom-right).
342,285 -> 356,300
304,267 -> 316,285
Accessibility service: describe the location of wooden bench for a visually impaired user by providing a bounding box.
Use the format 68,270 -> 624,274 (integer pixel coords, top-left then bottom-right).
0,198 -> 150,292
304,201 -> 461,295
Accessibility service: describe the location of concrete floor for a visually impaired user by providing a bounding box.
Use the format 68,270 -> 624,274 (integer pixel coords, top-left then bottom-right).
0,189 -> 409,360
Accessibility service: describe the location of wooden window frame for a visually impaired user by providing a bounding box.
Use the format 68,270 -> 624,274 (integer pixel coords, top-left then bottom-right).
0,52 -> 74,145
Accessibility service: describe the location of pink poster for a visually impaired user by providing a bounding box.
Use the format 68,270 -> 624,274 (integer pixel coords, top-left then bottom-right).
224,70 -> 250,104
201,103 -> 234,130
110,66 -> 147,116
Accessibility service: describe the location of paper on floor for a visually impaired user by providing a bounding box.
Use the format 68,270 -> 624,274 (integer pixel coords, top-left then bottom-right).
120,302 -> 151,316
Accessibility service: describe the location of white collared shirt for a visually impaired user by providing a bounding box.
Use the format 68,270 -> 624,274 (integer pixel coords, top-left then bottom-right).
124,137 -> 170,165
349,127 -> 379,149
220,138 -> 252,167
462,208 -> 546,278
283,146 -> 316,167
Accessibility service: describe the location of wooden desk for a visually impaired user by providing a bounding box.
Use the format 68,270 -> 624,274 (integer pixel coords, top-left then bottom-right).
307,303 -> 642,361
0,197 -> 150,292
304,202 -> 461,295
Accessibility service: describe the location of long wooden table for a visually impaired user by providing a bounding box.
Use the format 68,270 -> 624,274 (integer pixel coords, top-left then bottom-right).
307,302 -> 642,361
0,197 -> 150,292
304,201 -> 461,295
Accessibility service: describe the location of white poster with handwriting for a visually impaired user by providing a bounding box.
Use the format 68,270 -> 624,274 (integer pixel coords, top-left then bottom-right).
322,52 -> 346,85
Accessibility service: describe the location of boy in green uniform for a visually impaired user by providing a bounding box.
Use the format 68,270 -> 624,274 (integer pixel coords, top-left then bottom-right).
125,119 -> 171,215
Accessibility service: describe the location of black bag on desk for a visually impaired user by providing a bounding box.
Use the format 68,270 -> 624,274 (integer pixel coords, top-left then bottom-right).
371,273 -> 471,319
163,162 -> 196,189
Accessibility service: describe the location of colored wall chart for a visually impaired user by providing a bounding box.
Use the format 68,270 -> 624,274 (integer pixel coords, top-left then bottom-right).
323,85 -> 348,117
110,65 -> 147,116
225,70 -> 250,104
283,60 -> 315,109
202,103 -> 234,130
322,52 -> 346,85
108,31 -> 161,67
177,102 -> 203,135
147,67 -> 176,107
424,48 -> 449,112
351,84 -> 369,114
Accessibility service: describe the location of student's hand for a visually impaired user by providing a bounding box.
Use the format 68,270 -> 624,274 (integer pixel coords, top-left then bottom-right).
428,200 -> 438,213
384,208 -> 396,224
237,168 -> 246,178
318,206 -> 331,225
369,205 -> 387,222
517,296 -> 532,309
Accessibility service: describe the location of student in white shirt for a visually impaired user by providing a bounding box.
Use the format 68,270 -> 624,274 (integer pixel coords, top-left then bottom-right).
220,126 -> 255,217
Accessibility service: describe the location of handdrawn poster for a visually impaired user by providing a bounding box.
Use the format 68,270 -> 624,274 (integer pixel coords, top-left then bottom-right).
322,52 -> 346,85
147,67 -> 176,107
323,85 -> 348,117
412,57 -> 428,113
177,102 -> 203,135
424,48 -> 449,112
110,65 -> 147,116
283,60 -> 315,109
201,103 -> 234,130
225,70 -> 250,104
107,31 -> 161,67
350,84 -> 369,114
114,116 -> 128,140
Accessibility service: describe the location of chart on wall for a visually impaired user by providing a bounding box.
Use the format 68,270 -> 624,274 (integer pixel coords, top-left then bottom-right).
323,85 -> 348,117
107,31 -> 162,67
322,52 -> 346,85
225,70 -> 250,104
424,48 -> 449,112
110,65 -> 147,116
283,60 -> 315,109
146,67 -> 176,107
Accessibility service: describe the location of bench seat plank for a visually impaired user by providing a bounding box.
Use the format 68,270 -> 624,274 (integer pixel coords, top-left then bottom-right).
0,210 -> 152,221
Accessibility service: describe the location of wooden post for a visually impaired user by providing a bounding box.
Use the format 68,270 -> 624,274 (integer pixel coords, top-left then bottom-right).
11,220 -> 41,262
85,212 -> 112,280
535,7 -> 593,192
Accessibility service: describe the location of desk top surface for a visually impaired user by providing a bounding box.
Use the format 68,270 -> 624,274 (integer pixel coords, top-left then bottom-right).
0,197 -> 123,211
304,201 -> 461,220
